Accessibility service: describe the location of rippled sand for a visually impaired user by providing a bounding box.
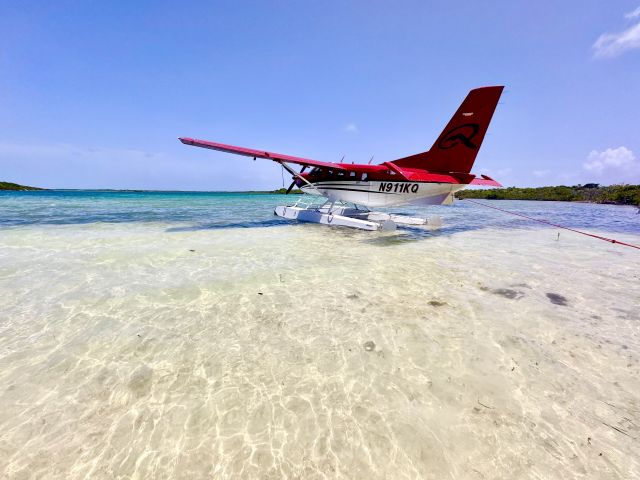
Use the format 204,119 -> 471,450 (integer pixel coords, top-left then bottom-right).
1,223 -> 639,479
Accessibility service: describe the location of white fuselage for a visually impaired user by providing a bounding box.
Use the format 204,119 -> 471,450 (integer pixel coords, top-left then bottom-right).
301,181 -> 466,208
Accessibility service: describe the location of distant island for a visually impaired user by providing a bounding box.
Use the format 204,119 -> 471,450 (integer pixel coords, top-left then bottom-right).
244,188 -> 303,194
456,184 -> 640,206
0,181 -> 44,191
268,187 -> 303,195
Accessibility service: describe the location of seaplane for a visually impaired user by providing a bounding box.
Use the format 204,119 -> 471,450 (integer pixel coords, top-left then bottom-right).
180,85 -> 504,231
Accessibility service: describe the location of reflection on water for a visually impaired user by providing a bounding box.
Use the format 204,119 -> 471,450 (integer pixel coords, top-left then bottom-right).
0,192 -> 639,479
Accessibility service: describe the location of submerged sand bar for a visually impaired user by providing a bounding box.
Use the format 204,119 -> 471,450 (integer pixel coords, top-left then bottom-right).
0,220 -> 639,479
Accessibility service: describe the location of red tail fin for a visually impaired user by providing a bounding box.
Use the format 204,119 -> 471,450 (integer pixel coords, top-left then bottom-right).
392,86 -> 504,173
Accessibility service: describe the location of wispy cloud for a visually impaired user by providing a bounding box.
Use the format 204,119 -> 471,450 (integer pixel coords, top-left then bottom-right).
0,141 -> 171,189
593,7 -> 640,58
625,6 -> 640,19
344,123 -> 358,133
0,140 -> 288,190
532,169 -> 550,178
477,167 -> 511,180
558,172 -> 581,183
0,141 -> 162,161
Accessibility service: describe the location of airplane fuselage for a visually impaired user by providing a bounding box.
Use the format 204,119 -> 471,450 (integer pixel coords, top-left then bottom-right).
298,167 -> 466,207
301,180 -> 465,207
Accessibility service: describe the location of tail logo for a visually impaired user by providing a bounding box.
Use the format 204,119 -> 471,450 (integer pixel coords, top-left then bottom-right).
438,123 -> 479,150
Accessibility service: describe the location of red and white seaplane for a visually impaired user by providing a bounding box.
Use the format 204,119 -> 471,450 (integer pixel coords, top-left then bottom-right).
180,86 -> 504,231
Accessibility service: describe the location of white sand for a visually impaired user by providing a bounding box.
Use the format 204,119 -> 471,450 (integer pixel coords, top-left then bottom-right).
0,223 -> 639,479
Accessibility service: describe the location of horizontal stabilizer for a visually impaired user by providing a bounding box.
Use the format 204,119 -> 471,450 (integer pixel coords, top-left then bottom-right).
469,175 -> 502,187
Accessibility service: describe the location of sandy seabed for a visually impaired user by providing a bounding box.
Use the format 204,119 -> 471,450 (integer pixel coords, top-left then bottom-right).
0,223 -> 639,479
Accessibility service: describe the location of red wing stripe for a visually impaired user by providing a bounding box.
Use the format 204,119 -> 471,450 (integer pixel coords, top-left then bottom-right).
179,137 -> 345,170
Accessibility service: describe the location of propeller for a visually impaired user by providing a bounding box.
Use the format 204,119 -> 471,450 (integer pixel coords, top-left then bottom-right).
285,165 -> 307,194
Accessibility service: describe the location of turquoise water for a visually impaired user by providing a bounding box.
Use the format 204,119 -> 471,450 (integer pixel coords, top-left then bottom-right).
1,190 -> 638,236
1,191 -> 639,479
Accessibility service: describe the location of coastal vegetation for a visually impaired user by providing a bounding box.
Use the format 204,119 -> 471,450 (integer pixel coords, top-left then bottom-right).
455,184 -> 640,206
270,187 -> 303,194
0,181 -> 44,191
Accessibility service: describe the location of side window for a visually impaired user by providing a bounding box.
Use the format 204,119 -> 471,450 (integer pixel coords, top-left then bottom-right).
362,173 -> 368,181
337,171 -> 345,177
349,171 -> 356,177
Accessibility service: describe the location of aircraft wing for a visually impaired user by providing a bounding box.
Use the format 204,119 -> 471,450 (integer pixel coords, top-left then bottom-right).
179,137 -> 501,185
179,137 -> 346,170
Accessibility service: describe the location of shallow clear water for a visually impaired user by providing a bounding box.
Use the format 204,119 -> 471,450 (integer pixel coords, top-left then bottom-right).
1,191 -> 639,479
1,190 -> 639,234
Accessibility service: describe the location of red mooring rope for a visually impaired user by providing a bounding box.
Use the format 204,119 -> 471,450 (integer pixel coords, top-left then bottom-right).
463,199 -> 640,251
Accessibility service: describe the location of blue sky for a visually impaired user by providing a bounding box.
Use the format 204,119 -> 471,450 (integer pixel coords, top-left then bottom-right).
1,1 -> 639,190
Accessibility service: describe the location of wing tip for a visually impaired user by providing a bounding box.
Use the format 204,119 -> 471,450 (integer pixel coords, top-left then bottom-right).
470,85 -> 505,92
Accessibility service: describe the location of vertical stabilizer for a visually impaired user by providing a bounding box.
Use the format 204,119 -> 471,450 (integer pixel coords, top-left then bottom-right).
392,86 -> 504,173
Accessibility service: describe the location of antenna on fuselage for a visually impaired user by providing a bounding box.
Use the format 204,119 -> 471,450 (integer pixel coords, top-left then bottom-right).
368,156 -> 374,164
340,155 -> 345,162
